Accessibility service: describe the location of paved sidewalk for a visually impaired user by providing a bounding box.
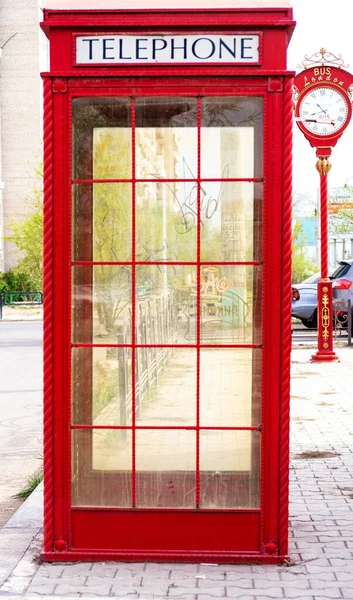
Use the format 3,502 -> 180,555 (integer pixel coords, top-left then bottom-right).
1,345 -> 353,599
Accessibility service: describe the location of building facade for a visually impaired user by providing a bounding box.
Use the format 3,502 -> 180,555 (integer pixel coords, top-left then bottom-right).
0,0 -> 44,271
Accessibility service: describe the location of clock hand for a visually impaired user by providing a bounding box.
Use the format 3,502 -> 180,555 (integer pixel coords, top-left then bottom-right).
316,103 -> 327,114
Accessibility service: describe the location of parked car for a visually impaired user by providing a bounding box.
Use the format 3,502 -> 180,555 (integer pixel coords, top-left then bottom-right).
332,260 -> 353,331
292,260 -> 353,329
292,272 -> 321,328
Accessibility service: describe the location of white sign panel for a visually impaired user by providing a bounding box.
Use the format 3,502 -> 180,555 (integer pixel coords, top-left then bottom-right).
75,34 -> 260,65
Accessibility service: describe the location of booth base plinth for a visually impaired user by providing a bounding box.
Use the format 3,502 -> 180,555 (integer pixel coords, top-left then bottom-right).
41,549 -> 289,565
311,351 -> 339,363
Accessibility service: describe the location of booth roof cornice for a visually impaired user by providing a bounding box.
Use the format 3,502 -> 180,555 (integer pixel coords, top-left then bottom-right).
42,0 -> 291,9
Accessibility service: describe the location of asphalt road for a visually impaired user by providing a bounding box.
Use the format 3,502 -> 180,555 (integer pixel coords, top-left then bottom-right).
0,321 -> 43,528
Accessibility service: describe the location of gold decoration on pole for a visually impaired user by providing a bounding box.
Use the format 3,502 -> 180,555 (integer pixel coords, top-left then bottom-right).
297,49 -> 349,70
316,157 -> 331,176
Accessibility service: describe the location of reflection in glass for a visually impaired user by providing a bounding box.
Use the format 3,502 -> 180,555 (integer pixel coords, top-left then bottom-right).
199,265 -> 261,344
200,349 -> 261,428
136,265 -> 197,344
93,128 -> 131,180
72,184 -> 132,262
136,182 -> 197,262
200,182 -> 262,263
135,98 -> 197,179
72,97 -> 131,180
136,430 -> 196,508
72,347 -> 132,427
72,266 -> 132,344
136,348 -> 197,427
201,97 -> 263,179
71,429 -> 132,507
200,431 -> 260,508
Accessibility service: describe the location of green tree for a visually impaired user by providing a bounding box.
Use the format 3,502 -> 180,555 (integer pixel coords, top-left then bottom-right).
292,220 -> 318,283
328,185 -> 353,238
3,167 -> 43,290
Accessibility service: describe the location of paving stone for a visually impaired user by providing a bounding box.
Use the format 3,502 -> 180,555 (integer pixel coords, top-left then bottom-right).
227,588 -> 283,598
26,584 -> 56,595
61,563 -> 93,576
1,574 -> 32,594
168,589 -> 200,597
30,576 -> 87,586
54,583 -> 112,595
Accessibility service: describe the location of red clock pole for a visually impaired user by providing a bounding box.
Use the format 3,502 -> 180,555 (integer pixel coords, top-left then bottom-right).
311,151 -> 339,362
294,50 -> 353,363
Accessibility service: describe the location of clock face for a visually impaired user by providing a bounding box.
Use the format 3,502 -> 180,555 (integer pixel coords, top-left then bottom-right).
298,86 -> 349,136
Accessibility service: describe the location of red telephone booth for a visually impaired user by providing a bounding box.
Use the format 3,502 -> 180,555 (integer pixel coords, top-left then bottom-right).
41,1 -> 295,563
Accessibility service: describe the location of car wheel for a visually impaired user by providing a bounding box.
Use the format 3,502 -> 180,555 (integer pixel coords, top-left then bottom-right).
301,311 -> 317,329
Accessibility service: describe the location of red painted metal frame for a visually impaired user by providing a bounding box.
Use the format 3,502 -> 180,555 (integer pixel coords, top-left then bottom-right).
41,6 -> 294,563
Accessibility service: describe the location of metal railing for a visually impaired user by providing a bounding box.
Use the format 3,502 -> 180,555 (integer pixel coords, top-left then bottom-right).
0,291 -> 43,319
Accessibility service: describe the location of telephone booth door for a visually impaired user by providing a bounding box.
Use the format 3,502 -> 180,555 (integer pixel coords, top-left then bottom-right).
41,4 -> 294,564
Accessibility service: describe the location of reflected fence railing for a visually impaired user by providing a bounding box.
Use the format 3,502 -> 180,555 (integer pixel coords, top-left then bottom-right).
116,291 -> 179,431
115,288 -> 250,430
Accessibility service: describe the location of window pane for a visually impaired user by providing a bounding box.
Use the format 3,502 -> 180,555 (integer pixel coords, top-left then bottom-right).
136,348 -> 196,427
71,429 -> 132,507
199,265 -> 262,344
200,348 -> 261,427
200,182 -> 262,262
200,431 -> 260,508
72,183 -> 132,262
201,97 -> 263,179
136,181 -> 197,262
72,265 -> 132,344
135,98 -> 197,180
136,430 -> 196,508
72,97 -> 131,180
136,265 -> 197,344
72,347 -> 132,427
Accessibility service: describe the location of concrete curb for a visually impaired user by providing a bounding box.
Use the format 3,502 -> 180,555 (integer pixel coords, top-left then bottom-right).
0,484 -> 43,588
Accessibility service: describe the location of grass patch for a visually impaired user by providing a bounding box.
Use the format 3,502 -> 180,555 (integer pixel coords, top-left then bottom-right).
13,470 -> 43,500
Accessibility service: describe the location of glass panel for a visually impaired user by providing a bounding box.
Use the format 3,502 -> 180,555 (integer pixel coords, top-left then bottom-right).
72,183 -> 132,262
93,128 -> 131,180
72,97 -> 131,180
136,182 -> 197,262
200,348 -> 261,428
72,347 -> 132,427
71,429 -> 132,507
135,98 -> 197,179
201,97 -> 263,179
200,431 -> 260,508
136,265 -> 197,344
72,265 -> 132,344
136,430 -> 196,508
199,265 -> 261,344
200,182 -> 262,262
136,348 -> 196,427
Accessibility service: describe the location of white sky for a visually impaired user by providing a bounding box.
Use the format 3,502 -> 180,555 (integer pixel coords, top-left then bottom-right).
289,0 -> 353,208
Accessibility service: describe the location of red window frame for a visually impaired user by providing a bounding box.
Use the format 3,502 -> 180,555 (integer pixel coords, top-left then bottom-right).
43,74 -> 292,563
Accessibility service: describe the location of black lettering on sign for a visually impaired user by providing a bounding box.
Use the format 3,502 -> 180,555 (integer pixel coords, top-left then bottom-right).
103,38 -> 115,60
81,38 -> 99,60
192,38 -> 216,60
171,38 -> 187,59
241,37 -> 253,59
219,38 -> 237,59
119,39 -> 132,60
152,38 -> 167,60
136,38 -> 148,60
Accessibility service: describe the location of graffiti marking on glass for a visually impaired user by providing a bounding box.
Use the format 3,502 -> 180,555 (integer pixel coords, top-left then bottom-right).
190,267 -> 229,297
153,160 -> 228,236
